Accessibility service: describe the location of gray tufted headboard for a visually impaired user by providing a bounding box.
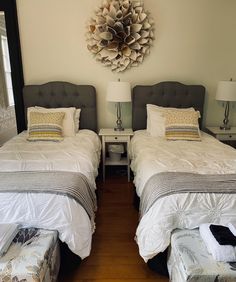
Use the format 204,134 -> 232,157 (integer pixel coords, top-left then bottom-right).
23,81 -> 97,132
132,81 -> 205,131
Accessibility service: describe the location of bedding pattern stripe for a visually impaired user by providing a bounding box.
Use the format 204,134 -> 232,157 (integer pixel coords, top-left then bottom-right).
140,172 -> 236,216
0,171 -> 97,220
165,126 -> 200,140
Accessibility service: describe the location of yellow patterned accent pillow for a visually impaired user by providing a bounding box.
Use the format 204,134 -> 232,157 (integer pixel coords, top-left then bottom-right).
27,112 -> 65,141
165,110 -> 201,141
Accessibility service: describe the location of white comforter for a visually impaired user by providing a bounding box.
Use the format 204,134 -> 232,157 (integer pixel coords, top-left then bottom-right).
0,130 -> 101,259
130,130 -> 236,261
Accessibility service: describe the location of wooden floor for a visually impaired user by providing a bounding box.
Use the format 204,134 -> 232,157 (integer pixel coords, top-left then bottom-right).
59,173 -> 169,282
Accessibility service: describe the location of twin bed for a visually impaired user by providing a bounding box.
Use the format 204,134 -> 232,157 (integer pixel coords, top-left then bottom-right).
0,81 -> 101,280
130,81 -> 236,273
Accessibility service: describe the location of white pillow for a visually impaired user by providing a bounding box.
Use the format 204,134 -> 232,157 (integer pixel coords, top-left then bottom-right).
27,107 -> 76,137
74,109 -> 81,132
146,105 -> 165,137
146,104 -> 195,137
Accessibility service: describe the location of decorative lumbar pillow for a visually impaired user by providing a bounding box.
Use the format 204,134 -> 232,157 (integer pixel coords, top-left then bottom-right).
28,107 -> 77,137
164,110 -> 201,141
146,104 -> 195,137
27,111 -> 65,142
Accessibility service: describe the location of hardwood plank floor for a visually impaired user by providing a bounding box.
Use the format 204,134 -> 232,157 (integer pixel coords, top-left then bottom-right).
59,174 -> 169,282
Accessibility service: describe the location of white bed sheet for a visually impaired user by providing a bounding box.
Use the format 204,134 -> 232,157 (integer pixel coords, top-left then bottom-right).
0,129 -> 101,259
130,130 -> 236,261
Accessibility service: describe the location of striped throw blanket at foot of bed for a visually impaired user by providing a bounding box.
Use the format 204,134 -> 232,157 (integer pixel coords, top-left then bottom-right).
0,171 -> 97,220
140,172 -> 236,217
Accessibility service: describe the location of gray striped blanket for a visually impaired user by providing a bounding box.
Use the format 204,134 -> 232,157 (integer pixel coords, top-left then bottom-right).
0,171 -> 96,220
140,172 -> 236,217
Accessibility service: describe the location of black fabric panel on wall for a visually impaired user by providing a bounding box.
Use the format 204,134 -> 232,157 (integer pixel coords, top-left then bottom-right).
0,0 -> 25,132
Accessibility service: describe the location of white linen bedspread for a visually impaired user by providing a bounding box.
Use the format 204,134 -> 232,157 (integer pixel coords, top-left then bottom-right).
0,129 -> 101,259
130,130 -> 236,261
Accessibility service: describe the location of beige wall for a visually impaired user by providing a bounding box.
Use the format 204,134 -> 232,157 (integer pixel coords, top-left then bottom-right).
16,0 -> 236,129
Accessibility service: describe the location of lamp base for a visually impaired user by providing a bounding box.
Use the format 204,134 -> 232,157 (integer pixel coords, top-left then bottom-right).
220,125 -> 231,130
220,101 -> 230,130
114,127 -> 124,131
114,102 -> 124,131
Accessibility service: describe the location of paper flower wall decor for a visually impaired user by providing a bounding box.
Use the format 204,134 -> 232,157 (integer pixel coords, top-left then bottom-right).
86,0 -> 154,72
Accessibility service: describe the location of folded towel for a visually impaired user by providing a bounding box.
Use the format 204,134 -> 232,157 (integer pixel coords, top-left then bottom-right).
0,223 -> 19,256
199,223 -> 236,262
210,224 -> 236,246
228,223 -> 236,236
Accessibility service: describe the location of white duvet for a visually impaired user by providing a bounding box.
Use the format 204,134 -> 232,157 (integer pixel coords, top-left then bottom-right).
130,130 -> 236,261
0,129 -> 101,259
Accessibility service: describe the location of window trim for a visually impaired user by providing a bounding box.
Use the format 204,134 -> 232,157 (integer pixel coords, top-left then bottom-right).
1,34 -> 14,107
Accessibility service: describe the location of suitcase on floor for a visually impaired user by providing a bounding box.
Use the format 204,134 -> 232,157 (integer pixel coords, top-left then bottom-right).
0,228 -> 60,282
168,228 -> 236,282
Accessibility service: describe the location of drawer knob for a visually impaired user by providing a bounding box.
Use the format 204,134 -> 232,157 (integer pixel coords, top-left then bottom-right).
115,137 -> 117,140
229,135 -> 232,138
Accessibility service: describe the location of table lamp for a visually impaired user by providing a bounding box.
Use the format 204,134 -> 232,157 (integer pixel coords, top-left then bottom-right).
216,79 -> 236,130
106,80 -> 131,131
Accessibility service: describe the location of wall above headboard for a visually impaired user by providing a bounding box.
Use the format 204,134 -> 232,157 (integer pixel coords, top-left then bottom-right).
16,0 -> 236,129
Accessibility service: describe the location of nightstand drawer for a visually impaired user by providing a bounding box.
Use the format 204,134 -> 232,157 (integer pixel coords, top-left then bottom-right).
104,135 -> 129,142
216,134 -> 236,141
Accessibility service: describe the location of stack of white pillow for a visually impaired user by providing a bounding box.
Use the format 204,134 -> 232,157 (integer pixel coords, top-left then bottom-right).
27,107 -> 81,138
146,104 -> 201,141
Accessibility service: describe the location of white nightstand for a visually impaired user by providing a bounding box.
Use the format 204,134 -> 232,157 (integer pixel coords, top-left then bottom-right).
99,128 -> 134,182
206,126 -> 236,148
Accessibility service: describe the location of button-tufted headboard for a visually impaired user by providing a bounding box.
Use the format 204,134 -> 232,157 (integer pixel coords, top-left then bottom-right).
132,81 -> 205,131
23,81 -> 97,132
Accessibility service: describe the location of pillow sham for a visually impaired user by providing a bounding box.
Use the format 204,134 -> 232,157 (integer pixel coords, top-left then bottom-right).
28,107 -> 76,137
164,110 -> 201,141
27,111 -> 65,142
146,106 -> 165,137
146,104 -> 195,137
74,108 -> 81,132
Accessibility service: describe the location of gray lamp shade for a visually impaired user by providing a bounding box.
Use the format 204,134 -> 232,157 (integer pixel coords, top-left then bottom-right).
216,81 -> 236,102
106,81 -> 131,102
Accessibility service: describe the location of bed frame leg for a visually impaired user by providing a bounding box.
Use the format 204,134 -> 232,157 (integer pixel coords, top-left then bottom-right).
147,249 -> 169,277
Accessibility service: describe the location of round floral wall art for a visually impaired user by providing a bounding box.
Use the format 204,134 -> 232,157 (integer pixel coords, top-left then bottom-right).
86,0 -> 154,72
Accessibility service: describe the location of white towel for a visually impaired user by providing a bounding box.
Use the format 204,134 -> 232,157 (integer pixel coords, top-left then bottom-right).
0,223 -> 19,256
199,223 -> 236,262
228,222 -> 236,237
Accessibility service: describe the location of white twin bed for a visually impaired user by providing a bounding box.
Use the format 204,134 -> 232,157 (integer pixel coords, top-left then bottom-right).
0,82 -> 101,260
130,81 -> 236,267
131,130 -> 236,261
0,129 -> 101,259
